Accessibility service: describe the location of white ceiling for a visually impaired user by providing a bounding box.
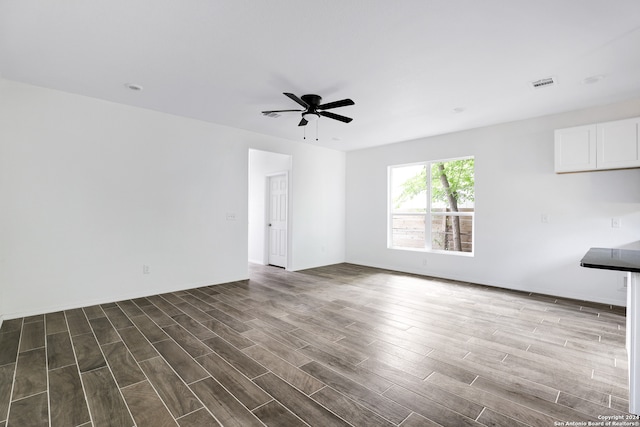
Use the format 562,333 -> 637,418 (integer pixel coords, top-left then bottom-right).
2,1 -> 640,151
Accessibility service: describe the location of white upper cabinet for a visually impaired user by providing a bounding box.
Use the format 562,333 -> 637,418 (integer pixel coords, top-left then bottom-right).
555,117 -> 640,173
596,117 -> 640,170
554,124 -> 597,173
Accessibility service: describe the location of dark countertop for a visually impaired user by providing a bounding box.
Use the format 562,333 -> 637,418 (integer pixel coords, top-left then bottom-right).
581,247 -> 640,273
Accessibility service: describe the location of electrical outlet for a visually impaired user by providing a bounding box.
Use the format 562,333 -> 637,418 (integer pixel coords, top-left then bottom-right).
142,265 -> 150,275
422,258 -> 428,267
226,212 -> 237,221
611,218 -> 621,228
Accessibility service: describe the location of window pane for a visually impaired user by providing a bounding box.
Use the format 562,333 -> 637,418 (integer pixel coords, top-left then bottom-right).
389,157 -> 474,254
430,158 -> 474,211
391,164 -> 427,213
431,214 -> 473,252
392,214 -> 425,248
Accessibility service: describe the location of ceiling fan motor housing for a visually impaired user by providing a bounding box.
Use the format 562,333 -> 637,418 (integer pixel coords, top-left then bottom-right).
300,94 -> 322,109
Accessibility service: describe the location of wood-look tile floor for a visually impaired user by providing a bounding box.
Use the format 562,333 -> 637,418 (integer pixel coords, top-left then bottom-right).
0,263 -> 633,426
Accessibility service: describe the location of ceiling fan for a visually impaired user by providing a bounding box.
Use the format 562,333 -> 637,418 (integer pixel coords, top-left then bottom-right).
262,92 -> 355,126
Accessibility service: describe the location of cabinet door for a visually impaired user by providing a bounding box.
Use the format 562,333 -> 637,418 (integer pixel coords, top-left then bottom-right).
597,117 -> 640,170
554,125 -> 597,173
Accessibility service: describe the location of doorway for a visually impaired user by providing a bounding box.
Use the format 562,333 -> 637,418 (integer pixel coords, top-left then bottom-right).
248,149 -> 292,268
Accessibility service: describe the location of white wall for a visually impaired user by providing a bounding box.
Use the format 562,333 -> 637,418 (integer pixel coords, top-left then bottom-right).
290,147 -> 346,271
0,80 -> 346,319
248,149 -> 292,265
346,98 -> 640,305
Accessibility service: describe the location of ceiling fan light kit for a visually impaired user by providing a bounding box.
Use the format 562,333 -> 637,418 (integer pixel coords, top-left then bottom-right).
302,112 -> 319,122
261,92 -> 355,141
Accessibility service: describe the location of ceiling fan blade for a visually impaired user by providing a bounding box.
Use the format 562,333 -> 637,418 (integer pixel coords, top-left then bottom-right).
261,109 -> 303,114
318,98 -> 355,110
319,111 -> 353,123
298,118 -> 308,126
284,92 -> 309,108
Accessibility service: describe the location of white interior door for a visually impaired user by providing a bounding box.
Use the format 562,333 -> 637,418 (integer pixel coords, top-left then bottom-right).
267,174 -> 287,268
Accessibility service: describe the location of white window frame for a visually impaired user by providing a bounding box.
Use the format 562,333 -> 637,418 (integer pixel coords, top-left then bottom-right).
388,156 -> 474,256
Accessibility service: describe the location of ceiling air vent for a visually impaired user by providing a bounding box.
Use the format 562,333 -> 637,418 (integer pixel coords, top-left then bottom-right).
530,76 -> 557,89
262,112 -> 281,118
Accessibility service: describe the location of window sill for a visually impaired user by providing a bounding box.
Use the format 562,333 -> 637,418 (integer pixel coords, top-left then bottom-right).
388,246 -> 474,257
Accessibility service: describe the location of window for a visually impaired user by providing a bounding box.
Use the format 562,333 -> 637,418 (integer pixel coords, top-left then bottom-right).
389,157 -> 474,254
